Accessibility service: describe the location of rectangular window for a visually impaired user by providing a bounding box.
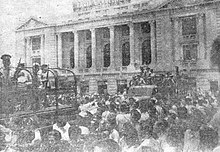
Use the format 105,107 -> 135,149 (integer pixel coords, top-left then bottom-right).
86,30 -> 91,40
122,25 -> 129,37
103,28 -> 110,39
183,43 -> 197,61
32,36 -> 41,50
210,81 -> 218,92
182,16 -> 197,36
141,22 -> 151,34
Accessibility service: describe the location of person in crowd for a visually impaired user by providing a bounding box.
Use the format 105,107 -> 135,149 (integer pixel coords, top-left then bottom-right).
166,122 -> 185,152
52,116 -> 71,141
93,139 -> 121,152
183,119 -> 201,152
105,119 -> 120,144
116,102 -> 131,134
130,109 -> 141,140
3,67 -> 220,152
199,125 -> 218,152
120,122 -> 139,151
38,64 -> 50,89
68,125 -> 82,147
102,101 -> 117,122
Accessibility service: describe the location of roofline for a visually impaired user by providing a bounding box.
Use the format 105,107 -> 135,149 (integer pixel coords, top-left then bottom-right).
16,24 -> 56,33
153,0 -> 175,10
16,17 -> 48,31
15,0 -> 220,33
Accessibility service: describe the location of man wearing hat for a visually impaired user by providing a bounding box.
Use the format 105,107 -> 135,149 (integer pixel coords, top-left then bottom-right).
1,54 -> 11,69
0,54 -> 14,87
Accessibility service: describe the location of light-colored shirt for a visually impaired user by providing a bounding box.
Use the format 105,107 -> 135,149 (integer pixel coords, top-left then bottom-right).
183,129 -> 200,152
116,113 -> 131,132
32,129 -> 41,143
109,129 -> 120,143
139,112 -> 149,122
53,122 -> 71,141
135,137 -> 161,152
79,126 -> 90,135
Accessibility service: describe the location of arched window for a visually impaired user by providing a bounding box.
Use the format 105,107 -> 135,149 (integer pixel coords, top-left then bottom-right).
86,45 -> 92,68
142,39 -> 151,65
122,42 -> 130,66
103,43 -> 110,67
70,47 -> 74,68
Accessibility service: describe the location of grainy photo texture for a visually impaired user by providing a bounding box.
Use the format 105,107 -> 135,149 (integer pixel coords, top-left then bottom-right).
1,0 -> 220,152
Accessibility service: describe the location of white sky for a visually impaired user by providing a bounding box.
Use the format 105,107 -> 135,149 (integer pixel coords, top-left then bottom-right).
0,0 -> 74,61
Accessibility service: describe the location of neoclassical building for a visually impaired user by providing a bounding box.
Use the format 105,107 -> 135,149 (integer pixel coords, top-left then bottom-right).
15,0 -> 220,94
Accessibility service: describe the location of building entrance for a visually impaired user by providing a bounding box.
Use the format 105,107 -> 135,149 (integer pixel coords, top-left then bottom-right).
98,80 -> 108,95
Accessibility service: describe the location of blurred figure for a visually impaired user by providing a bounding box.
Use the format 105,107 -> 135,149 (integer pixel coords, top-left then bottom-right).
38,64 -> 50,89
93,139 -> 121,152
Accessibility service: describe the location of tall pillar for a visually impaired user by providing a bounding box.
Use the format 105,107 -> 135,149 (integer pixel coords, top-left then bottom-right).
109,26 -> 115,69
40,34 -> 45,64
128,23 -> 135,70
73,30 -> 79,72
24,38 -> 27,65
150,20 -> 156,64
91,28 -> 96,70
57,33 -> 62,68
198,13 -> 205,60
26,37 -> 31,66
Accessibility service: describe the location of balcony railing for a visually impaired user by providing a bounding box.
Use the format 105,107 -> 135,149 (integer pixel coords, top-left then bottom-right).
70,0 -> 156,21
73,0 -> 131,12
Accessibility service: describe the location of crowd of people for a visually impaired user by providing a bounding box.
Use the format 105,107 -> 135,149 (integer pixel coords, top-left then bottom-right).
1,57 -> 220,152
1,87 -> 220,152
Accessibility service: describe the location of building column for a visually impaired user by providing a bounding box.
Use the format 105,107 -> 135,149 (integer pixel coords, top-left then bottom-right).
40,34 -> 45,64
57,33 -> 62,68
150,20 -> 156,64
91,28 -> 96,71
198,13 -> 205,60
128,23 -> 135,70
109,26 -> 115,69
26,37 -> 31,66
89,77 -> 98,94
73,30 -> 79,72
108,78 -> 117,95
173,17 -> 183,68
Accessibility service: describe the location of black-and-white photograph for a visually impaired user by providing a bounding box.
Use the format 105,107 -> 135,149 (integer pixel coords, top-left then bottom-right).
1,0 -> 220,151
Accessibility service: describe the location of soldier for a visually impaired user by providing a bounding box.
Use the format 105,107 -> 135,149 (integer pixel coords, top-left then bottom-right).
32,63 -> 40,87
38,64 -> 50,89
15,63 -> 31,85
0,54 -> 14,88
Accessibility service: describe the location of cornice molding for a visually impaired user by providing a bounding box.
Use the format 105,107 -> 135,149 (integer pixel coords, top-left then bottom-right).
16,1 -> 220,33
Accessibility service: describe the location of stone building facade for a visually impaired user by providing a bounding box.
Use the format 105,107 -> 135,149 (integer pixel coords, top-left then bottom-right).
15,0 -> 220,94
